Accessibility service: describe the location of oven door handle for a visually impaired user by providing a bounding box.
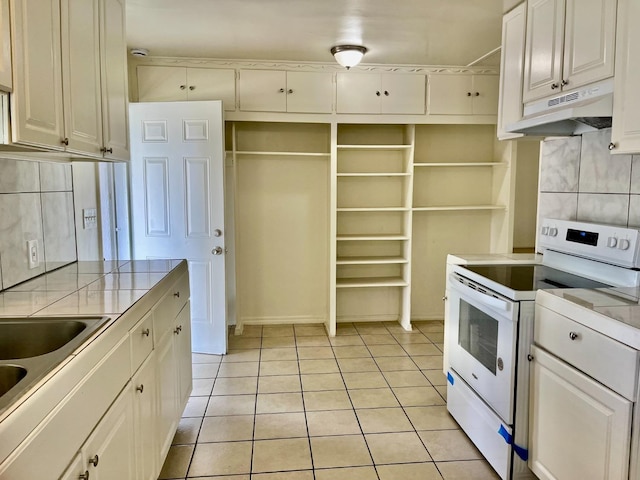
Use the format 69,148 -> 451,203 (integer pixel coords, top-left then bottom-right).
449,274 -> 512,313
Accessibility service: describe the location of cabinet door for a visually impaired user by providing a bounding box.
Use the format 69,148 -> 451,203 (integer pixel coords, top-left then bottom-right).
529,346 -> 632,480
99,0 -> 129,161
59,454 -> 85,480
381,74 -> 425,114
137,65 -> 188,102
336,73 -> 380,114
155,332 -> 178,461
498,4 -> 526,139
0,0 -> 12,92
61,0 -> 103,156
562,0 -> 616,90
186,67 -> 236,110
611,0 -> 640,153
175,302 -> 193,411
286,71 -> 333,113
10,0 -> 65,149
133,354 -> 158,480
82,386 -> 136,480
522,0 -> 565,103
239,69 -> 286,112
427,74 -> 472,115
471,75 -> 499,115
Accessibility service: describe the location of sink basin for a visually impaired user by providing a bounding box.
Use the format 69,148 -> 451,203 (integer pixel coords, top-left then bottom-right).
0,316 -> 111,415
0,321 -> 87,360
0,365 -> 27,397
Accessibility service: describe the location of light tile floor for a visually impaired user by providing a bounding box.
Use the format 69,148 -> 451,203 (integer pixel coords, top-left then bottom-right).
159,321 -> 500,480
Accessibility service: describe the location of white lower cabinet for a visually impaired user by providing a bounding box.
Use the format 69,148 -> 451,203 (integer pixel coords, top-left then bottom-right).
155,325 -> 179,461
132,353 -> 157,480
529,345 -> 632,480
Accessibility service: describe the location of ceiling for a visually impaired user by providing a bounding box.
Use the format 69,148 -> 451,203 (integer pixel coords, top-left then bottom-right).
126,0 -> 504,67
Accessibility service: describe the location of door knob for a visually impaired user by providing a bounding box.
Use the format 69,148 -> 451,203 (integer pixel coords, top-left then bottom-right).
212,246 -> 223,255
214,229 -> 222,237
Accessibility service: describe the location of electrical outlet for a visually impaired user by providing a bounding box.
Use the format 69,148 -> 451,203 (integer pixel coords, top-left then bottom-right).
27,239 -> 39,269
83,208 -> 98,229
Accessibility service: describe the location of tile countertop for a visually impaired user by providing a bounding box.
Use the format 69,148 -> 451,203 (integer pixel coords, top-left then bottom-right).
537,288 -> 640,350
447,253 -> 543,265
0,259 -> 185,317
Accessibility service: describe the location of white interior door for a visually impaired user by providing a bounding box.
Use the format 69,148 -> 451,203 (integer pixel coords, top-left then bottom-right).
129,101 -> 227,354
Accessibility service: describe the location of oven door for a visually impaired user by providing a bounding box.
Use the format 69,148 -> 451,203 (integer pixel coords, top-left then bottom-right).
447,272 -> 518,424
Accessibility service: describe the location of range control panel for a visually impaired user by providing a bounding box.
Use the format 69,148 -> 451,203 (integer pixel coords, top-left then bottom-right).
539,218 -> 640,268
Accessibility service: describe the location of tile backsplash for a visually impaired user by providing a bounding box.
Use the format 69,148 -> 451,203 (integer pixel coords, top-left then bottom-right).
538,128 -> 640,236
0,159 -> 77,290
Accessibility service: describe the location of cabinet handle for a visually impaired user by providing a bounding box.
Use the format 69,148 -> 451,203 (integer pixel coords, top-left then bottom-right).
551,83 -> 559,89
189,85 -> 195,91
384,90 -> 389,96
61,138 -> 69,146
180,85 -> 186,90
136,384 -> 144,393
376,91 -> 381,96
142,328 -> 150,337
287,89 -> 293,94
569,331 -> 579,341
100,147 -> 113,154
609,142 -> 616,151
79,471 -> 90,480
88,454 -> 99,467
474,92 -> 480,97
174,325 -> 182,334
561,79 -> 569,87
279,88 -> 285,93
174,291 -> 180,298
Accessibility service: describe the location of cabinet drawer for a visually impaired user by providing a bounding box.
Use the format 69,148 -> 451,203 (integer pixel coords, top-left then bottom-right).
153,273 -> 190,343
535,305 -> 639,399
173,272 -> 190,312
130,311 -> 154,374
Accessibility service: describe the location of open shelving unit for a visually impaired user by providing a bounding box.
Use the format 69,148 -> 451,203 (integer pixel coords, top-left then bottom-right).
332,124 -> 414,333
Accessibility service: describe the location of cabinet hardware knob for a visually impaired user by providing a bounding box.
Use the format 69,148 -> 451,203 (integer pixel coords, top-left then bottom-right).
287,89 -> 293,94
174,291 -> 180,298
180,85 -> 186,90
174,325 -> 182,334
527,354 -> 534,361
100,147 -> 113,154
467,92 -> 472,96
142,328 -> 150,337
189,85 -> 195,90
79,471 -> 90,480
279,88 -> 285,93
384,90 -> 389,96
474,92 -> 480,96
136,384 -> 144,393
376,91 -> 381,96
89,455 -> 99,467
551,83 -> 559,89
561,79 -> 569,86
569,331 -> 579,341
608,142 -> 616,151
61,137 -> 69,146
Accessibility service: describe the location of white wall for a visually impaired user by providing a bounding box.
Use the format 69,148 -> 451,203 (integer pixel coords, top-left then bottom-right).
72,162 -> 102,261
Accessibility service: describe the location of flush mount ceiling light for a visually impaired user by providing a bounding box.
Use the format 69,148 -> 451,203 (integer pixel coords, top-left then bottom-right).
330,45 -> 368,69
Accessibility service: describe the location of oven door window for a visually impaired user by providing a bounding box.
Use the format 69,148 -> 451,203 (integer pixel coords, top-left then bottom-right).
458,299 -> 498,375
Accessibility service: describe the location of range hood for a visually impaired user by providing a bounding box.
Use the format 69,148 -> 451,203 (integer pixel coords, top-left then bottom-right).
506,78 -> 613,136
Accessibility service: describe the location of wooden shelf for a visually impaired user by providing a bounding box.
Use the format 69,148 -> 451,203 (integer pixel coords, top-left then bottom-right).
336,277 -> 408,288
412,205 -> 506,212
413,162 -> 505,167
337,207 -> 411,212
337,145 -> 412,150
337,234 -> 410,241
337,256 -> 408,265
235,151 -> 330,157
337,172 -> 411,177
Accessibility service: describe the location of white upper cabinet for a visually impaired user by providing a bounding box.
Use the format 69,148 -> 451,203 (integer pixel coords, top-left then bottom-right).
611,0 -> 640,154
137,65 -> 236,111
497,3 -> 527,139
336,73 -> 425,114
8,0 -> 129,159
523,0 -> 617,103
427,74 -> 498,115
239,69 -> 333,113
10,0 -> 65,149
0,0 -> 12,92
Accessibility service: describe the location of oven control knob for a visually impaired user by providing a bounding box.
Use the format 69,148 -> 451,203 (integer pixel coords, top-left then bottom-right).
541,226 -> 549,236
549,227 -> 558,237
618,238 -> 631,251
607,236 -> 618,248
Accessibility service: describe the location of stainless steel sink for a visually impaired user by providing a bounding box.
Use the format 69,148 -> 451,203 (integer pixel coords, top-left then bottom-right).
0,317 -> 111,414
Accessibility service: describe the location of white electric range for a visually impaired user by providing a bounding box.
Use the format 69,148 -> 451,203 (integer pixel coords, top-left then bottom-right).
444,218 -> 640,480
